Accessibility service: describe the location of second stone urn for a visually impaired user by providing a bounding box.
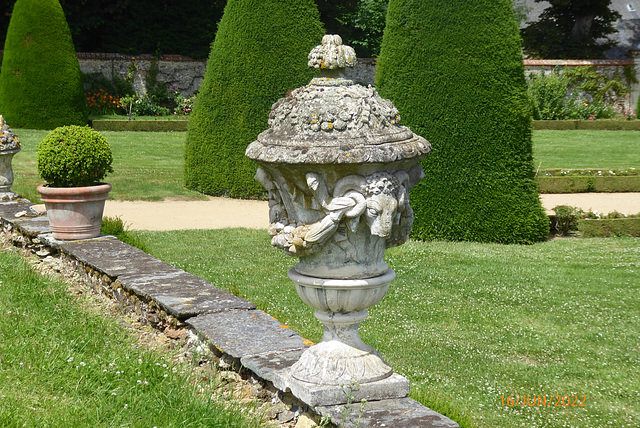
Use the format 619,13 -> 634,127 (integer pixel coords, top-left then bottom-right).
246,35 -> 431,405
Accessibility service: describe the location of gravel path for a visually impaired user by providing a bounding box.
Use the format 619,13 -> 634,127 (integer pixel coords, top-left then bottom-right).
102,193 -> 640,231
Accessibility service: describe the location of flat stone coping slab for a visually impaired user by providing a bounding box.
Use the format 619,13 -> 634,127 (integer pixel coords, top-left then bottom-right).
316,397 -> 460,428
61,237 -> 256,319
187,310 -> 309,358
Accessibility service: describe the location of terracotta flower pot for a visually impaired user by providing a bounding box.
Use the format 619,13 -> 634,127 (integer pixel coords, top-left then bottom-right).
37,183 -> 111,240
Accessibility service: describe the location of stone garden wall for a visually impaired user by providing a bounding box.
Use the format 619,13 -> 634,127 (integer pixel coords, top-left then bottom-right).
2,51 -> 639,108
77,52 -> 207,96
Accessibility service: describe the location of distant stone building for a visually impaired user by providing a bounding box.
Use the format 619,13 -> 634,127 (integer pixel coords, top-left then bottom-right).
515,0 -> 640,59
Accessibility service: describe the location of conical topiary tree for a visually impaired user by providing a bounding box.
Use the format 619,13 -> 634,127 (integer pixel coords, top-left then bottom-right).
0,0 -> 87,129
376,0 -> 549,244
185,0 -> 325,198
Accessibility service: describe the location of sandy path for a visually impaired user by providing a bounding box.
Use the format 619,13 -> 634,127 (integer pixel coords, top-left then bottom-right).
539,193 -> 640,216
104,197 -> 269,231
102,193 -> 640,231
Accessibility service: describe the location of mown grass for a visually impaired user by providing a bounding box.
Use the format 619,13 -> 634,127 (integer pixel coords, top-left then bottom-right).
9,129 -> 639,203
133,229 -> 640,428
532,130 -> 640,170
0,248 -> 263,427
10,129 -> 207,203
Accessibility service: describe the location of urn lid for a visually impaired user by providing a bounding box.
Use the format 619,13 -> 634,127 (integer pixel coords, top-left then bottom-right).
246,35 -> 430,165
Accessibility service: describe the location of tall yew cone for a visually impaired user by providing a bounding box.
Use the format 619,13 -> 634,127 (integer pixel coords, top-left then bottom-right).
376,0 -> 549,243
184,0 -> 324,197
0,0 -> 87,129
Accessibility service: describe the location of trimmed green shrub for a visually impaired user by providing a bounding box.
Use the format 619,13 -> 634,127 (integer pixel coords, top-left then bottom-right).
0,0 -> 87,129
37,126 -> 113,187
376,0 -> 549,243
184,0 -> 324,198
551,205 -> 583,235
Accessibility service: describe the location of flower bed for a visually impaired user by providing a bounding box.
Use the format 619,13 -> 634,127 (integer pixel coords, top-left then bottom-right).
536,168 -> 640,193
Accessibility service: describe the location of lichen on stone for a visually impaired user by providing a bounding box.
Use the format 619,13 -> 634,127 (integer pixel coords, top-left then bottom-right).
307,34 -> 356,70
0,115 -> 20,151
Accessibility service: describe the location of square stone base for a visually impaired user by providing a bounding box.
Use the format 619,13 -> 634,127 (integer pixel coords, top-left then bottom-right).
286,371 -> 411,407
242,348 -> 410,407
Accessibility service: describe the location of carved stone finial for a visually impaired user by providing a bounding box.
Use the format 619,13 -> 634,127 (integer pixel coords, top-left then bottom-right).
307,34 -> 356,70
0,115 -> 20,152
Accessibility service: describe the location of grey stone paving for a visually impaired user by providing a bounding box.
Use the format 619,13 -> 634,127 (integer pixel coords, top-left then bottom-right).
0,198 -> 460,428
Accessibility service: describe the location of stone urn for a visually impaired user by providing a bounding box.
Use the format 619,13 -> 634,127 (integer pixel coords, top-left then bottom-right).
246,35 -> 431,405
0,115 -> 21,200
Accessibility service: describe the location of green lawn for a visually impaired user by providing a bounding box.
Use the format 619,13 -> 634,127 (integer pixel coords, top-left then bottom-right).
0,248 -> 262,427
11,129 -> 207,203
532,130 -> 640,170
133,229 -> 640,428
6,127 -> 640,427
9,129 -> 640,203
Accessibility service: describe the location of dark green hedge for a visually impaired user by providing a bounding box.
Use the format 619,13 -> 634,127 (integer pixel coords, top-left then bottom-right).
532,120 -> 640,131
0,0 -> 87,129
376,0 -> 549,243
579,218 -> 640,237
536,176 -> 640,193
184,0 -> 324,198
91,120 -> 188,132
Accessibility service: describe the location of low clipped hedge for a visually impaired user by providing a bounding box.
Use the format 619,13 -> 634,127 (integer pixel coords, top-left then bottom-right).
532,120 -> 640,131
537,175 -> 640,193
91,120 -> 188,132
578,218 -> 640,237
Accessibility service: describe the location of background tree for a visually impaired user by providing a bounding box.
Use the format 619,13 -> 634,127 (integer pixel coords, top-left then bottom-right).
376,0 -> 549,244
338,0 -> 388,57
0,0 -> 87,129
521,0 -> 621,59
184,0 -> 324,197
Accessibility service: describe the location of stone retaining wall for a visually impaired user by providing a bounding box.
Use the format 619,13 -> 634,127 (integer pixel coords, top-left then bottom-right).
0,196 -> 459,428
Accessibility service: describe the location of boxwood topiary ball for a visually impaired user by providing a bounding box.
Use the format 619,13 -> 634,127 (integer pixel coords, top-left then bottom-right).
37,125 -> 113,188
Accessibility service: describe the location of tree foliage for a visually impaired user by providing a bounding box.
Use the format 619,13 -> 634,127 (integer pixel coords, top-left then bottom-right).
0,0 -> 381,58
184,0 -> 324,198
337,0 -> 388,57
376,0 -> 549,243
521,0 -> 621,59
0,0 -> 87,129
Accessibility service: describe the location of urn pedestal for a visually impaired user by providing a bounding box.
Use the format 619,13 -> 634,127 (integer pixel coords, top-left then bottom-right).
246,35 -> 431,406
0,116 -> 21,200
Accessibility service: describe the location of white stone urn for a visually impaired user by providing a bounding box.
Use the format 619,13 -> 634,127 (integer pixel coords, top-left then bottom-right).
0,115 -> 21,199
246,35 -> 431,405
